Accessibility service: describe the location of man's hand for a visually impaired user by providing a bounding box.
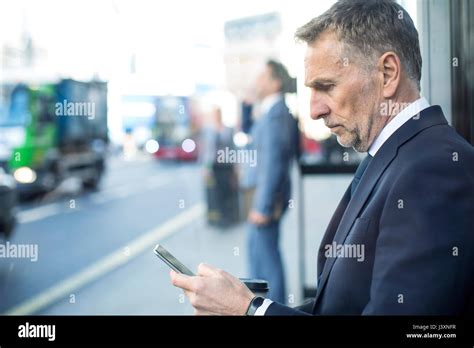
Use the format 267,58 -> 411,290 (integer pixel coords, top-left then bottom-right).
169,263 -> 255,315
248,210 -> 270,226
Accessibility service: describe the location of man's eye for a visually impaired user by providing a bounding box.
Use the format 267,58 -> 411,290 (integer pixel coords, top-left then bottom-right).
320,84 -> 334,92
312,84 -> 334,92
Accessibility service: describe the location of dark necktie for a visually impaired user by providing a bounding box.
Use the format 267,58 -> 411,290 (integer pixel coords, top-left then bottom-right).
351,154 -> 373,196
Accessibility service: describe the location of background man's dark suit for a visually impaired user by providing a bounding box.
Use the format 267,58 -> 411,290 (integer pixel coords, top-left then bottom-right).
266,105 -> 474,315
246,98 -> 299,303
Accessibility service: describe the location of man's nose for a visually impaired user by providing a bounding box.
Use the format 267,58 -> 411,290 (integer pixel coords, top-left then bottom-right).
310,90 -> 330,120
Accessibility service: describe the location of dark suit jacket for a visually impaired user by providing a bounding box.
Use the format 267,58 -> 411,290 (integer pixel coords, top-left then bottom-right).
266,105 -> 474,315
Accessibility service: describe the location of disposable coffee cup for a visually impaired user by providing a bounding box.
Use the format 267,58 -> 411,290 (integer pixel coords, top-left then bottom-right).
240,278 -> 269,297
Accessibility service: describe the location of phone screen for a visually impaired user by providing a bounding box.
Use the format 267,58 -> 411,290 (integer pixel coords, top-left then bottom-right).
153,244 -> 195,276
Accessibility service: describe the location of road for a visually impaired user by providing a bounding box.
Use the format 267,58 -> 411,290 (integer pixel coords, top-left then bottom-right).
0,155 -> 208,314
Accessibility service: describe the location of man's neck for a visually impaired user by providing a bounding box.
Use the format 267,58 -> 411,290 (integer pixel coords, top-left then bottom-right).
260,92 -> 281,103
366,94 -> 431,157
367,90 -> 420,151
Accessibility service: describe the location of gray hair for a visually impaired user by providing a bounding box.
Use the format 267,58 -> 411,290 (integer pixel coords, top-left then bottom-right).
295,0 -> 422,90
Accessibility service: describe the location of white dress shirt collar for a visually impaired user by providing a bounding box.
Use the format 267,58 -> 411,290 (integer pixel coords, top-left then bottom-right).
368,97 -> 430,156
260,93 -> 283,116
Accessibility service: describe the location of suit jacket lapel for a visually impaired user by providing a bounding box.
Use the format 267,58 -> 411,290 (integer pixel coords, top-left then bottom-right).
312,106 -> 448,309
317,185 -> 351,277
312,143 -> 397,307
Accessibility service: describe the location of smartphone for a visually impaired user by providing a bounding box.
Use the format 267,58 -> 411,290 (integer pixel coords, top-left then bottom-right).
153,244 -> 195,276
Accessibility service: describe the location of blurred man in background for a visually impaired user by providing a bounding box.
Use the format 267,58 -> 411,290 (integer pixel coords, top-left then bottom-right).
241,60 -> 299,303
201,106 -> 239,227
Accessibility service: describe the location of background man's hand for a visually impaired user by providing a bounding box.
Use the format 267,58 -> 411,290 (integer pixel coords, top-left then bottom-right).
248,210 -> 270,226
169,263 -> 255,315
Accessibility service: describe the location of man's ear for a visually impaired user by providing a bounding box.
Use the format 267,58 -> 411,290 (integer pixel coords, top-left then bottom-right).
272,78 -> 283,94
378,51 -> 401,99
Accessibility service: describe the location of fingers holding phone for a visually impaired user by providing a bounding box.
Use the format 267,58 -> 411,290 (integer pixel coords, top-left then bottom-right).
154,244 -> 254,315
170,264 -> 254,315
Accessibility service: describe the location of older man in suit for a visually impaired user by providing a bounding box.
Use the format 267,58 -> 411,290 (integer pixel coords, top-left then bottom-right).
169,0 -> 474,316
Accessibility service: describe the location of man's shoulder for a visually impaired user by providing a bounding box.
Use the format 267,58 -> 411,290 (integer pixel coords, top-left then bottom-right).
399,122 -> 473,161
267,99 -> 290,118
390,122 -> 474,183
